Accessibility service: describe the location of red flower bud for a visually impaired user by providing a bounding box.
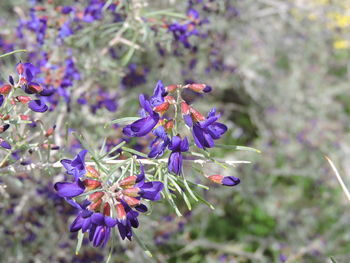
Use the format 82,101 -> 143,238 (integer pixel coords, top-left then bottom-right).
180,101 -> 190,115
0,84 -> 12,95
123,195 -> 141,207
119,176 -> 137,188
85,165 -> 100,178
88,199 -> 102,211
164,119 -> 174,131
115,203 -> 126,220
20,115 -> 29,120
165,85 -> 178,93
88,191 -> 104,202
190,107 -> 205,121
45,126 -> 55,137
83,179 -> 101,190
0,115 -> 10,120
16,96 -> 31,104
16,63 -> 24,75
27,83 -> 43,93
153,101 -> 169,114
122,187 -> 140,197
103,202 -> 110,216
185,83 -> 211,93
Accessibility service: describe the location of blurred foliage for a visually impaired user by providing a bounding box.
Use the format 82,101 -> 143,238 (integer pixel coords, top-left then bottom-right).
1,0 -> 350,262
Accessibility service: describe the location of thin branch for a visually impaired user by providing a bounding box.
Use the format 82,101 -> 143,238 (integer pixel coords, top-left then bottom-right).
325,156 -> 350,203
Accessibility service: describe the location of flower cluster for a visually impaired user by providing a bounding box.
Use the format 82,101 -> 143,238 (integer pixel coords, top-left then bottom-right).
54,150 -> 164,247
0,62 -> 51,150
122,81 -> 235,186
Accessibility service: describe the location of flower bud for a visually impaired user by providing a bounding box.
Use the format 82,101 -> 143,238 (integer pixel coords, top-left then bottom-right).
115,203 -> 126,221
0,124 -> 10,133
88,199 -> 102,211
16,96 -> 31,104
123,195 -> 141,207
186,83 -> 212,93
83,179 -> 101,190
45,125 -> 56,137
119,176 -> 137,188
16,63 -> 24,75
0,84 -> 12,95
153,101 -> 169,114
20,115 -> 29,120
27,83 -> 43,93
88,191 -> 104,202
208,175 -> 240,187
0,115 -> 10,120
180,101 -> 190,115
190,107 -> 205,121
122,187 -> 140,197
103,203 -> 110,216
165,85 -> 178,93
85,165 -> 100,178
164,119 -> 174,132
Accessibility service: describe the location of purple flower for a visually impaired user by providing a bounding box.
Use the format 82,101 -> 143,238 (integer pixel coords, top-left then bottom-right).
120,64 -> 147,89
192,108 -> 227,149
148,126 -> 170,158
61,149 -> 88,181
0,138 -> 11,149
149,80 -> 166,107
54,180 -> 85,198
0,95 -> 4,107
28,99 -> 48,113
122,94 -> 159,137
83,0 -> 104,23
168,136 -> 189,175
135,164 -> 164,201
208,175 -> 240,187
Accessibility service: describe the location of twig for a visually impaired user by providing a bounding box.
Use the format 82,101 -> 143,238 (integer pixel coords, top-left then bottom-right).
325,156 -> 350,203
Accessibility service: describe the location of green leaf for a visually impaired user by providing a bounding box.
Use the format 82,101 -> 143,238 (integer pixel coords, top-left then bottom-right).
133,231 -> 153,258
143,9 -> 188,19
108,116 -> 140,126
168,175 -> 192,210
0,49 -> 27,58
330,257 -> 338,263
121,146 -> 148,158
164,171 -> 182,216
215,144 -> 261,153
75,230 -> 84,255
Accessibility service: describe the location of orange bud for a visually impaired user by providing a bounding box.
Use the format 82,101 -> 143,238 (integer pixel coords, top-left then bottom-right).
85,165 -> 100,178
119,176 -> 137,188
122,187 -> 140,197
20,115 -> 29,120
83,179 -> 101,190
208,174 -> 224,184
